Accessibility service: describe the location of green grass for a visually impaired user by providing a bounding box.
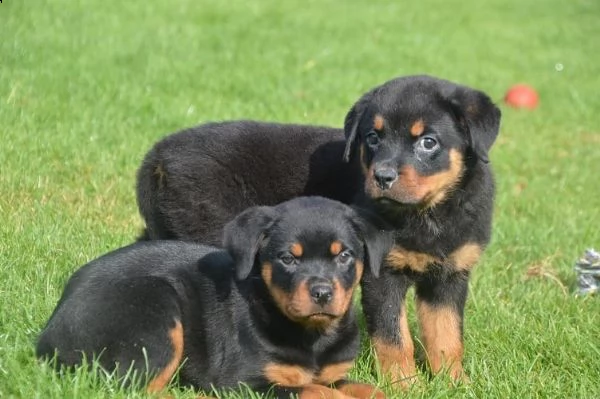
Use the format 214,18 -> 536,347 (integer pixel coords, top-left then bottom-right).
1,0 -> 599,397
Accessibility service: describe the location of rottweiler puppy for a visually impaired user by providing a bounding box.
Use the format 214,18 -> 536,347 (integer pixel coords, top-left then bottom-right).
135,75 -> 501,385
342,76 -> 500,385
37,197 -> 391,399
137,121 -> 357,245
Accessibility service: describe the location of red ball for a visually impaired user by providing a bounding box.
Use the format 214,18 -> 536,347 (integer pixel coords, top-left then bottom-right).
504,84 -> 539,109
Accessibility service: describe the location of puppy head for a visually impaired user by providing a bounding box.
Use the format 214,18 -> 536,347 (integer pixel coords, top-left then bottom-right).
223,197 -> 393,330
343,75 -> 501,209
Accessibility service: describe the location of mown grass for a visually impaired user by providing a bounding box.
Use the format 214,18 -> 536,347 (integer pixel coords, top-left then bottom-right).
1,0 -> 599,397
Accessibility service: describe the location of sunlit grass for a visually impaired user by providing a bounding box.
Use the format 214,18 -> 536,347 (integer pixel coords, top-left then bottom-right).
1,0 -> 599,397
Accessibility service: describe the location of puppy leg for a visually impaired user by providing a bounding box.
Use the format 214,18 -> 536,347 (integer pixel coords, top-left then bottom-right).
145,319 -> 185,393
415,270 -> 469,381
360,268 -> 416,387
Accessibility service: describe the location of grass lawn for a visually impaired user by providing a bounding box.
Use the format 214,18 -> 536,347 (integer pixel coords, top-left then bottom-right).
1,0 -> 599,397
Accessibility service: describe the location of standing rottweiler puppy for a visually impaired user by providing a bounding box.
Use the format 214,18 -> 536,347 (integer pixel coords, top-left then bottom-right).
135,75 -> 501,386
37,197 -> 391,398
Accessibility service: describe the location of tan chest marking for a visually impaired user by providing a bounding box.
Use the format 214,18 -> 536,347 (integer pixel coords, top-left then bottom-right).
386,242 -> 483,273
386,247 -> 440,273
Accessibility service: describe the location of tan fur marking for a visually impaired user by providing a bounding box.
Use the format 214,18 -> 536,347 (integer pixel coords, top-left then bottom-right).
315,361 -> 353,385
373,114 -> 384,131
332,259 -> 362,321
417,300 -> 464,380
147,320 -> 184,393
386,246 -> 439,273
410,119 -> 425,137
264,363 -> 314,387
330,241 -> 343,256
262,262 -> 274,287
398,303 -> 415,373
397,149 -> 464,207
299,384 -> 354,399
264,263 -> 338,331
450,243 -> 482,271
338,383 -> 386,399
372,336 -> 417,388
262,262 -> 293,317
291,243 -> 304,258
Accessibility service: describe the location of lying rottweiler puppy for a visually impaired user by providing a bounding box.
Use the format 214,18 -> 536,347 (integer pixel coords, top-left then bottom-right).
37,197 -> 391,399
136,75 -> 501,385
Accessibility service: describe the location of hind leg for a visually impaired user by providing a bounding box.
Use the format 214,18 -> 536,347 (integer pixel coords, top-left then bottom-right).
98,278 -> 185,392
38,276 -> 184,391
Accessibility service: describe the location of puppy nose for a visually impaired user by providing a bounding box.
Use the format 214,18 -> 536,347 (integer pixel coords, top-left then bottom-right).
309,284 -> 333,306
374,167 -> 398,190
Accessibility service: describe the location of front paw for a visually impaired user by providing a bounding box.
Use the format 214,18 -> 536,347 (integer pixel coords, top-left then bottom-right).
337,382 -> 386,399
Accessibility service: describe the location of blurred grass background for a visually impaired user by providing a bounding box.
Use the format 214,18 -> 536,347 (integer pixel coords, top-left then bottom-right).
1,0 -> 599,397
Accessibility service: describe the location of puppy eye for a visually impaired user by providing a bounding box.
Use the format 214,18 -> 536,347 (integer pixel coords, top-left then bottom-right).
365,131 -> 380,147
280,253 -> 296,265
337,250 -> 353,265
419,136 -> 438,151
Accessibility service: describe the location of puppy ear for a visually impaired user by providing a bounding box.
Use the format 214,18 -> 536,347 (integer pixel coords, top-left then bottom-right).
342,105 -> 362,163
350,207 -> 394,278
223,206 -> 278,280
343,93 -> 375,163
447,86 -> 501,163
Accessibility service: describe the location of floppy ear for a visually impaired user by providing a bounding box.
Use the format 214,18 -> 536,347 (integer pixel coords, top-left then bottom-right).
223,206 -> 278,280
342,104 -> 362,163
350,207 -> 394,278
447,86 -> 501,163
343,92 -> 375,163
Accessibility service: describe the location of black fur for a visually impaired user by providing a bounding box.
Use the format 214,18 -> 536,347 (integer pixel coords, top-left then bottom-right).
135,75 -> 501,383
37,197 -> 390,398
344,75 -> 500,382
137,121 -> 359,245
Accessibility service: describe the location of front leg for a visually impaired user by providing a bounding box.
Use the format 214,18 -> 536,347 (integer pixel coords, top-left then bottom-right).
360,267 -> 416,387
415,268 -> 470,381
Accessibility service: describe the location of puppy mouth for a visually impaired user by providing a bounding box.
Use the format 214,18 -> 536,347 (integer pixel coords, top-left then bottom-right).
306,312 -> 338,320
375,195 -> 422,208
291,311 -> 340,324
367,181 -> 425,207
297,312 -> 342,330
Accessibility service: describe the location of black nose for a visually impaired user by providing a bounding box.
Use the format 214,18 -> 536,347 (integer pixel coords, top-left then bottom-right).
310,284 -> 333,306
374,167 -> 398,190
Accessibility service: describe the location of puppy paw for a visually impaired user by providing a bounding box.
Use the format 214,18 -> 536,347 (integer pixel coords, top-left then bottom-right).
337,382 -> 386,399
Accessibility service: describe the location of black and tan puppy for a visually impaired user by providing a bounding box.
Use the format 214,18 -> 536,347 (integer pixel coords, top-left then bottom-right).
137,122 -> 357,244
136,75 -> 501,385
37,197 -> 391,399
342,76 -> 500,384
